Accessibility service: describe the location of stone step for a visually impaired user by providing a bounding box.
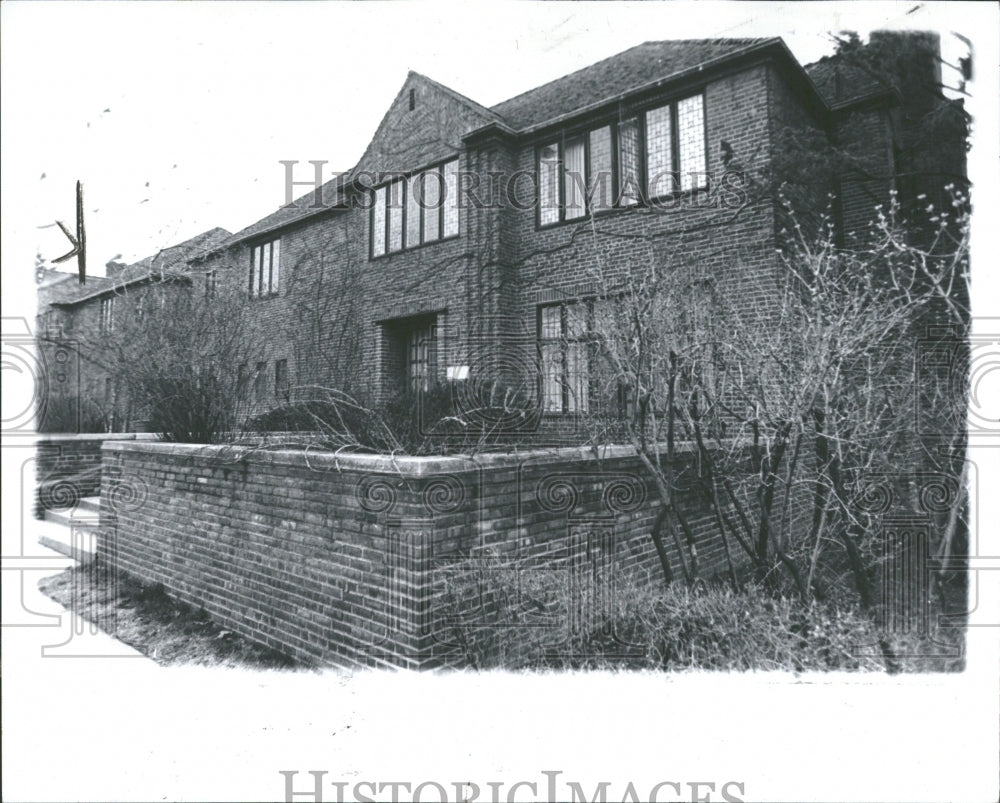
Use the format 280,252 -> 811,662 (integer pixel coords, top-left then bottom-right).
44,509 -> 98,528
36,518 -> 99,565
76,496 -> 101,515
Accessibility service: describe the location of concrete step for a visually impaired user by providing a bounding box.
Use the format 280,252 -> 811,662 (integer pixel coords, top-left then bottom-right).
43,496 -> 102,528
76,496 -> 101,515
44,509 -> 99,528
36,518 -> 100,565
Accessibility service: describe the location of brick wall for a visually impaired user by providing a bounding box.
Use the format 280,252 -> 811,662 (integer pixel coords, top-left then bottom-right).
99,440 -> 761,669
35,433 -> 158,516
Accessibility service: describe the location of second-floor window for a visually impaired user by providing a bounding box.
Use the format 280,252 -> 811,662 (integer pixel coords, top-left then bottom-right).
249,239 -> 281,298
371,158 -> 459,258
205,270 -> 217,298
100,297 -> 115,333
537,92 -> 707,226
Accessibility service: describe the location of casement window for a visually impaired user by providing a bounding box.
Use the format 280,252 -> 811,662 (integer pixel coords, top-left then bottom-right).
536,92 -> 707,225
538,302 -> 590,413
371,158 -> 460,258
248,239 -> 281,297
275,359 -> 289,398
100,297 -> 115,333
253,361 -> 267,401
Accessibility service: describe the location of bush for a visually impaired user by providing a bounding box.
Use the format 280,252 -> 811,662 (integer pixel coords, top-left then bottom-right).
436,555 -> 911,671
248,383 -> 532,455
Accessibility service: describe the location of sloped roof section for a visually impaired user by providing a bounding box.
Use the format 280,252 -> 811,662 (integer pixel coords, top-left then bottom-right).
489,38 -> 774,130
219,175 -> 352,250
804,55 -> 891,108
217,71 -> 504,250
51,227 -> 231,306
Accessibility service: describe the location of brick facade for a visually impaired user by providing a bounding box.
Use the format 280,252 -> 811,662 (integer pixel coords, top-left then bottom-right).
39,36 -> 960,429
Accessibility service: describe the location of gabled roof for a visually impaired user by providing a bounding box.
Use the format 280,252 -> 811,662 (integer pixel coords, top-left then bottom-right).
489,38 -> 775,130
212,70 -> 504,253
208,38 -> 830,253
51,227 -> 231,307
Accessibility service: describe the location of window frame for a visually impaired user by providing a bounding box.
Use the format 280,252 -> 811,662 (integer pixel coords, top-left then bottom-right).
274,358 -> 289,399
252,361 -> 268,402
248,238 -> 281,299
99,296 -> 115,334
534,90 -> 708,229
369,157 -> 461,260
536,299 -> 592,415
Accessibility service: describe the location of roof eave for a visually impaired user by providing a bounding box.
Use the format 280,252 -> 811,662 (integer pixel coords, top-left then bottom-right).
502,38 -> 831,138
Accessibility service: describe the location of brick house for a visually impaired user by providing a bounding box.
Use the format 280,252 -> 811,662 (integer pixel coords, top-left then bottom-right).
39,33 -> 965,435
38,228 -> 230,431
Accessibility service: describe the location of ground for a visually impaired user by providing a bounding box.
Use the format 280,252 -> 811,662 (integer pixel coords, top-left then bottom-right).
38,561 -> 301,670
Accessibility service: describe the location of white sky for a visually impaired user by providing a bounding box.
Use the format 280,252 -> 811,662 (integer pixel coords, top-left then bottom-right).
0,1 -> 990,278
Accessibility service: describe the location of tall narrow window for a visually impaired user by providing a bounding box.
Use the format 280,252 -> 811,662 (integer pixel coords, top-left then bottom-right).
588,126 -> 614,212
253,361 -> 267,402
405,175 -> 422,248
538,302 -> 591,414
371,185 -> 387,257
677,94 -> 707,191
237,363 -> 248,398
617,117 -> 641,206
539,305 -> 563,411
538,143 -> 560,226
563,138 -> 586,220
249,239 -> 281,296
407,319 -> 436,393
270,240 -> 280,292
100,297 -> 115,333
442,159 -> 460,238
205,270 -> 217,298
422,170 -> 442,244
645,104 -> 675,198
275,359 -> 289,398
388,178 -> 404,253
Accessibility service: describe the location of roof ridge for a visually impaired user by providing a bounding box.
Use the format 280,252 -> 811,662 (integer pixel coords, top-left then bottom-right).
489,37 -> 776,119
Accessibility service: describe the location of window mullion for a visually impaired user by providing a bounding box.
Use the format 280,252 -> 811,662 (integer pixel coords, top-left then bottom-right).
671,102 -> 681,192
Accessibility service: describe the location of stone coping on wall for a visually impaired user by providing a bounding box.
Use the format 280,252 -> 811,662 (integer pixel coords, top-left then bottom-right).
101,437 -> 737,476
33,432 -> 160,443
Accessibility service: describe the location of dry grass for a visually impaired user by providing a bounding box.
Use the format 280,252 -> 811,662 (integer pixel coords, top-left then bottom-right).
38,561 -> 301,670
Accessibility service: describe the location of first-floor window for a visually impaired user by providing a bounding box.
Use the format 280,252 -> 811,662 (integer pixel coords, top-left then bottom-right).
275,359 -> 288,398
253,361 -> 267,401
539,302 -> 589,413
249,239 -> 281,297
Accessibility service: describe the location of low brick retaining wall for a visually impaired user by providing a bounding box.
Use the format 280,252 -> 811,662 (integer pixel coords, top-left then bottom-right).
99,441 -> 751,669
35,433 -> 158,516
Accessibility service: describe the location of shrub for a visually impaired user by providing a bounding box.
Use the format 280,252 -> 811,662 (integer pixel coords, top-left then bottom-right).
248,383 -> 532,455
436,555 -> 911,671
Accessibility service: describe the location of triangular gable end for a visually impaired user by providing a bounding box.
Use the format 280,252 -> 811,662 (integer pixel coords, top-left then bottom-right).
352,72 -> 501,179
